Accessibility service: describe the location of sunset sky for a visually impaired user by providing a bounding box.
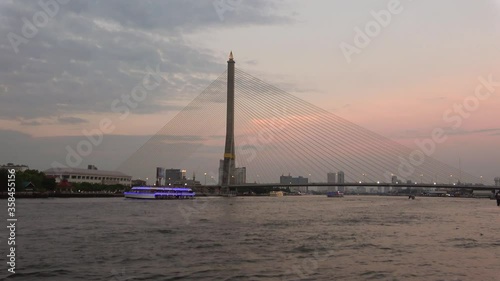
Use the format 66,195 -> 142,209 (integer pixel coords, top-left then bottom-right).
1,0 -> 499,183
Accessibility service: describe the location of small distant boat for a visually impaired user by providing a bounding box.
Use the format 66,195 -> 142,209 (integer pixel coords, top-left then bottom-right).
269,191 -> 284,197
326,191 -> 344,198
124,186 -> 195,199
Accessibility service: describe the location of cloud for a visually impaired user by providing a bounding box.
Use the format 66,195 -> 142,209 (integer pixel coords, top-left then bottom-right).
58,116 -> 88,124
419,96 -> 447,101
0,129 -> 148,171
58,0 -> 291,33
157,135 -> 206,142
0,1 -> 293,121
243,59 -> 259,66
20,120 -> 43,126
446,128 -> 500,136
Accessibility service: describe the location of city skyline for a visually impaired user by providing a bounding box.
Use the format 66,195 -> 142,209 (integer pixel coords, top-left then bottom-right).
0,0 -> 499,183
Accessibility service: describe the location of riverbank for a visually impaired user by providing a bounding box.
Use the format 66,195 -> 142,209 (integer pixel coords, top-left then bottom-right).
0,192 -> 124,199
1,192 -> 494,199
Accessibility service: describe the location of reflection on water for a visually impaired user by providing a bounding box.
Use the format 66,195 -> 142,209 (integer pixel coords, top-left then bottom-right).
4,196 -> 500,280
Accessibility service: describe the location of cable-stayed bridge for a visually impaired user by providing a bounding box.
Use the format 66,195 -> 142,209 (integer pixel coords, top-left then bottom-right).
118,53 -> 498,192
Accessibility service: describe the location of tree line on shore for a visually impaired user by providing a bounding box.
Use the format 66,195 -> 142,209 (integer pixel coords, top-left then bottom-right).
0,169 -> 128,193
0,169 -> 55,192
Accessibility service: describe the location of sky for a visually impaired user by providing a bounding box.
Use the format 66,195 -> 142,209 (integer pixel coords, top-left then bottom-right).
0,0 -> 499,184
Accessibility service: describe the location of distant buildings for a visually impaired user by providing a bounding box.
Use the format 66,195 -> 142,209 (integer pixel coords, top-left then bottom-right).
233,167 -> 246,185
218,160 -> 246,185
165,168 -> 186,182
327,172 -> 336,191
44,165 -> 131,186
280,174 -> 308,192
327,172 -> 336,183
164,177 -> 200,187
156,167 -> 165,186
155,168 -> 187,186
337,171 -> 345,183
153,167 -> 201,186
391,175 -> 399,184
356,186 -> 366,193
390,175 -> 403,191
280,174 -> 309,185
1,163 -> 29,172
337,171 -> 345,192
495,177 -> 500,187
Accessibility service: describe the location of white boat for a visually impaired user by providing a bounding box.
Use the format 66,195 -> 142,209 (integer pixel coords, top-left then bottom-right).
124,186 -> 195,199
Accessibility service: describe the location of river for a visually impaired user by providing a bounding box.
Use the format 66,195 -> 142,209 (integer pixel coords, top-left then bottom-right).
2,195 -> 499,280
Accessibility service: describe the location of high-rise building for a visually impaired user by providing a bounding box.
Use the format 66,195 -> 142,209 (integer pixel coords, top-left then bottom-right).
337,171 -> 345,192
391,175 -> 403,191
495,177 -> 500,186
327,172 -> 336,183
280,174 -> 309,185
391,175 -> 398,184
280,175 -> 308,185
327,172 -> 337,191
280,174 -> 308,192
158,168 -> 200,186
218,160 -> 246,185
156,167 -> 165,186
165,169 -> 183,181
234,167 -> 246,184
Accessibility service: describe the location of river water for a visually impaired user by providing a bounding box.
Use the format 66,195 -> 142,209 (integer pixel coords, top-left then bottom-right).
2,195 -> 500,280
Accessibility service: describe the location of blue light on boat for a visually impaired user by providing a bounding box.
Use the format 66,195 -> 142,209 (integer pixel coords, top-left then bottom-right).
124,186 -> 196,199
